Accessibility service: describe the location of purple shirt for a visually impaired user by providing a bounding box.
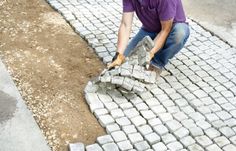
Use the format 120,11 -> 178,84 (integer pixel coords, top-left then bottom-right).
123,0 -> 186,32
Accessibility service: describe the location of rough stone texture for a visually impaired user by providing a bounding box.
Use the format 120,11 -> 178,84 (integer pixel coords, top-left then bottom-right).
46,0 -> 236,150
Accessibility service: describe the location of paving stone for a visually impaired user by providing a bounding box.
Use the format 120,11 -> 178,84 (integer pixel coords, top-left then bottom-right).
205,113 -> 220,122
140,110 -> 156,120
223,144 -> 236,151
167,141 -> 183,151
205,128 -> 221,139
153,124 -> 169,136
124,108 -> 140,118
174,127 -> 189,139
216,111 -> 232,121
225,118 -> 236,127
219,126 -> 236,137
97,135 -> 114,145
229,136 -> 236,145
106,123 -> 120,133
111,131 -> 127,142
69,142 -> 85,151
135,103 -> 149,111
173,111 -> 188,121
131,116 -> 146,127
94,108 -> 109,118
151,105 -> 167,115
117,140 -> 133,151
189,112 -> 205,122
196,120 -> 211,130
195,135 -> 213,147
181,119 -> 196,129
189,127 -> 204,137
86,143 -> 103,151
116,117 -> 131,126
161,133 -> 176,144
144,132 -> 161,145
102,143 -> 119,151
134,141 -> 150,151
122,125 -> 137,134
158,113 -> 173,122
128,133 -> 144,144
148,118 -> 162,127
212,120 -> 226,128
206,144 -> 223,151
152,142 -> 167,151
137,125 -> 153,136
180,136 -> 196,147
99,114 -> 115,127
104,102 -> 118,110
188,144 -> 204,151
111,108 -> 124,119
165,120 -> 182,132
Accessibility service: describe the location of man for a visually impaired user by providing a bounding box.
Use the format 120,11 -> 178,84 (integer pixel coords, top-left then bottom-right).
108,0 -> 190,74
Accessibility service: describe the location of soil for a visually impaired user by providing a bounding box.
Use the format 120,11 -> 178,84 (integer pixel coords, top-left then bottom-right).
0,0 -> 106,150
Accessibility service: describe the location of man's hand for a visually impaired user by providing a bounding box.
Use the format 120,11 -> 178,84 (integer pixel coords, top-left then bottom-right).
107,53 -> 125,69
149,51 -> 155,62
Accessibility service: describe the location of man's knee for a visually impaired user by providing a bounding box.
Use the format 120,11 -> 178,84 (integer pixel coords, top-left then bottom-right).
174,29 -> 189,46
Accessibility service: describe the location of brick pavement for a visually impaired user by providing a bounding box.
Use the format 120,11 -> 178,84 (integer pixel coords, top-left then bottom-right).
47,0 -> 236,150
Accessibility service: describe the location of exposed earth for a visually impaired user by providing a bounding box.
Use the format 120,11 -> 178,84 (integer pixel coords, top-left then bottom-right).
0,0 -> 106,150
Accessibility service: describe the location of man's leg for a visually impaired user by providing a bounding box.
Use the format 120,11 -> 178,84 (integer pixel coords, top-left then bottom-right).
151,23 -> 190,69
123,28 -> 157,57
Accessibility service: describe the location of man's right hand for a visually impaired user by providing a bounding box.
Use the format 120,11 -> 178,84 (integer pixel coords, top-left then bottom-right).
107,52 -> 125,69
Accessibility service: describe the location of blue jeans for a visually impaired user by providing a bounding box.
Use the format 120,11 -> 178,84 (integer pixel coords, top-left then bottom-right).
124,23 -> 190,69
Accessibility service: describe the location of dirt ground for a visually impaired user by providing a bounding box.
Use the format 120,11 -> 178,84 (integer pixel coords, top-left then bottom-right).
0,0 -> 106,150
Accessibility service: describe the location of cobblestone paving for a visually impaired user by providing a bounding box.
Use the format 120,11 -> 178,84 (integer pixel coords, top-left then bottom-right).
46,0 -> 236,150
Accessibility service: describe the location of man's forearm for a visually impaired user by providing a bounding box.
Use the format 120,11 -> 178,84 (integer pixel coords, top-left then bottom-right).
117,23 -> 132,55
151,30 -> 170,54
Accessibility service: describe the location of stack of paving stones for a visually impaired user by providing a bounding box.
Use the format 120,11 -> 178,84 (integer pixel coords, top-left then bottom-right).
97,36 -> 157,93
47,0 -> 236,150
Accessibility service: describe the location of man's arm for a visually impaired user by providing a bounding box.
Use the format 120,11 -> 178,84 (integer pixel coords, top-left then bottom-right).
150,19 -> 173,58
117,12 -> 134,55
107,12 -> 134,69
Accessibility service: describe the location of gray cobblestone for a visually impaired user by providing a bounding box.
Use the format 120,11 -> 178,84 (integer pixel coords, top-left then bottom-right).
161,133 -> 176,144
196,135 -> 213,147
189,127 -> 204,137
154,124 -> 169,136
145,132 -> 160,145
152,142 -> 167,151
86,143 -> 102,151
174,127 -> 189,139
102,143 -> 119,151
111,131 -> 127,142
117,140 -> 133,151
205,128 -> 221,139
165,120 -> 182,132
196,120 -> 211,130
128,133 -> 144,144
134,141 -> 150,151
167,141 -> 183,151
97,135 -> 113,145
137,125 -> 153,136
122,125 -> 137,134
131,116 -> 146,127
219,126 -> 236,137
223,144 -> 236,151
180,136 -> 196,147
214,136 -> 230,147
206,144 -> 223,151
99,114 -> 115,127
188,144 -> 204,151
69,143 -> 85,151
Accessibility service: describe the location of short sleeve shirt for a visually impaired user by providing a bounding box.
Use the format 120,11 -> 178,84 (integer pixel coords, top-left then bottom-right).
123,0 -> 186,32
